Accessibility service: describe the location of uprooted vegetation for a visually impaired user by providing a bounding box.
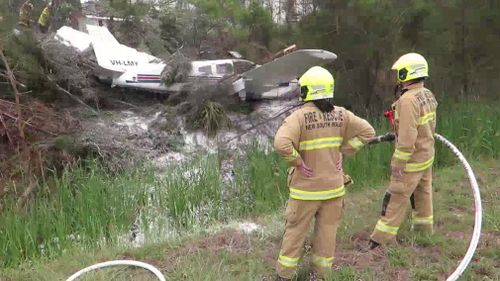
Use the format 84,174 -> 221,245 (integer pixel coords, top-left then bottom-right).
0,27 -> 244,184
40,39 -> 101,105
160,52 -> 193,85
168,79 -> 238,136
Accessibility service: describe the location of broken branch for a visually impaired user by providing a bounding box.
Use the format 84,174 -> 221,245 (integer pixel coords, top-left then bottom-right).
52,81 -> 99,115
0,47 -> 27,150
1,111 -> 58,136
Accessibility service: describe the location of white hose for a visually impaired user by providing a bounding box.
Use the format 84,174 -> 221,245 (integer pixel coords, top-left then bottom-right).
65,260 -> 166,281
435,134 -> 482,281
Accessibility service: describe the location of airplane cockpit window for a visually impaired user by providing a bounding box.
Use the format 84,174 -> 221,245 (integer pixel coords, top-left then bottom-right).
216,63 -> 234,76
198,65 -> 213,76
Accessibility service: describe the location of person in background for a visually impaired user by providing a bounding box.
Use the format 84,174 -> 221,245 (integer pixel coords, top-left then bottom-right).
38,2 -> 54,33
18,0 -> 34,27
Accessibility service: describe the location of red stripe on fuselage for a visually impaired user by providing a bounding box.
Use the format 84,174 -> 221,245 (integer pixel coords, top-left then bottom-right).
137,77 -> 160,80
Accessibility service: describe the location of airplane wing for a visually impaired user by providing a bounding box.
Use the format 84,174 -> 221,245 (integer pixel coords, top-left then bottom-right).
241,49 -> 337,95
54,26 -> 92,52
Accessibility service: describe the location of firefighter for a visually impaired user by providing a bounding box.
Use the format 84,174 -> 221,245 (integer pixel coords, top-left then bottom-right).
38,2 -> 53,33
367,53 -> 438,249
18,0 -> 34,27
274,66 -> 375,280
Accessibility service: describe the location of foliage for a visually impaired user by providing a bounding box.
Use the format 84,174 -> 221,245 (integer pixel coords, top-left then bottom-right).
193,101 -> 231,136
160,52 -> 192,84
2,158 -> 499,280
1,0 -> 499,275
1,101 -> 498,267
293,0 -> 500,111
0,31 -> 50,98
0,146 -> 287,267
0,162 -> 150,267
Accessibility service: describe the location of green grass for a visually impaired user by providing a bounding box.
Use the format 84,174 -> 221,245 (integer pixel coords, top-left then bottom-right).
343,101 -> 500,188
0,162 -> 152,268
0,145 -> 288,269
1,158 -> 498,281
435,102 -> 500,165
0,102 -> 499,278
387,247 -> 410,267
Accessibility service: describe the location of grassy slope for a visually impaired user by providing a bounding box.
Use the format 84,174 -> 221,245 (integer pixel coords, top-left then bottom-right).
1,159 -> 499,281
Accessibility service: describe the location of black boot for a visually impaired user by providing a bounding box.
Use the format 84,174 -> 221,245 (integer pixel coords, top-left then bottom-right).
368,239 -> 380,250
359,239 -> 380,253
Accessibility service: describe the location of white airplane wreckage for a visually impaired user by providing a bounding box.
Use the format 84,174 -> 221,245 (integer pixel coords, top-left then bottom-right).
54,25 -> 337,101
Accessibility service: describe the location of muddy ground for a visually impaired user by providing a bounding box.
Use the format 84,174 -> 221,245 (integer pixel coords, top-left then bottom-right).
75,96 -> 299,171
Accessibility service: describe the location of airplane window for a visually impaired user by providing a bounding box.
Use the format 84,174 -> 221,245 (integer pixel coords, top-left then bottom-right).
198,65 -> 213,75
216,63 -> 234,75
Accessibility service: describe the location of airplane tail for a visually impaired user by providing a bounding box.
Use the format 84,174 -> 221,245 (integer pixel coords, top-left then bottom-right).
86,25 -> 127,72
87,24 -> 161,73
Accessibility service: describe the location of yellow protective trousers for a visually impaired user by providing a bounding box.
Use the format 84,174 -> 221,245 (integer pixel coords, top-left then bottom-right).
371,167 -> 433,244
276,197 -> 343,279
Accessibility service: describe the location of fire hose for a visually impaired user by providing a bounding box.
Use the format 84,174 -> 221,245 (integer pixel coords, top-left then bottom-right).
369,132 -> 482,281
66,133 -> 481,281
65,260 -> 166,281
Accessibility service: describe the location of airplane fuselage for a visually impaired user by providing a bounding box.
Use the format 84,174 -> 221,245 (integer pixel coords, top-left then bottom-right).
98,59 -> 253,93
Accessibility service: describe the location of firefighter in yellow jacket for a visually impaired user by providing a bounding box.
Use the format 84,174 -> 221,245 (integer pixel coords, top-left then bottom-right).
368,53 -> 438,249
38,2 -> 53,33
274,66 -> 375,280
18,0 -> 34,27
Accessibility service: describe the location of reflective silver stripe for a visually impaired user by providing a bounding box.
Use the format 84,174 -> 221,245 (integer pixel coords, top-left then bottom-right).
283,148 -> 299,162
311,84 -> 326,94
405,157 -> 434,172
312,255 -> 334,268
278,255 -> 299,268
299,137 -> 343,151
393,149 -> 412,161
375,220 -> 399,235
289,186 -> 345,201
413,215 -> 433,225
418,112 -> 436,125
348,137 -> 364,150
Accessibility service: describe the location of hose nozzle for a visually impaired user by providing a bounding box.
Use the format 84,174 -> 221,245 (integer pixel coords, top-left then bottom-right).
368,132 -> 395,145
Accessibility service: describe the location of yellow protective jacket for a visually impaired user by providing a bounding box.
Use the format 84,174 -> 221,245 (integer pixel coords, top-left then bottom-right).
38,7 -> 50,27
391,82 -> 438,172
274,103 -> 375,201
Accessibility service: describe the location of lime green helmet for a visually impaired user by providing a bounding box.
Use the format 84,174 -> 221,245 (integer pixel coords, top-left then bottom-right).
392,53 -> 429,83
299,66 -> 334,101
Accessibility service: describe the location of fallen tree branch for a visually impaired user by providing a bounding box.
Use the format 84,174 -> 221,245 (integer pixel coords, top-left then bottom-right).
112,99 -> 139,109
0,113 -> 13,145
0,47 -> 27,151
1,111 -> 58,136
52,81 -> 99,115
0,71 -> 27,89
